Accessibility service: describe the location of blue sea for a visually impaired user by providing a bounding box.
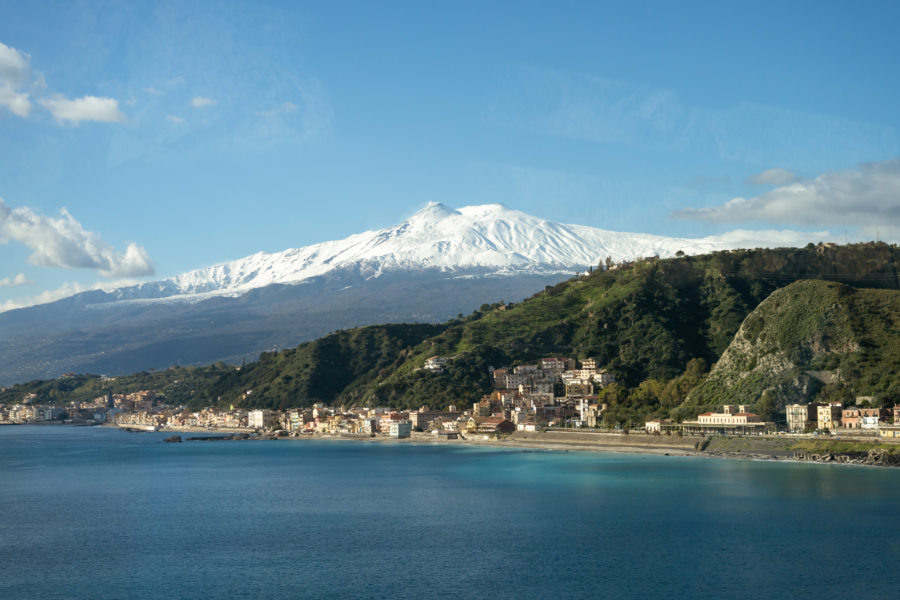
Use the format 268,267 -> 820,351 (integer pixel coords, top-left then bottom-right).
1,426 -> 898,599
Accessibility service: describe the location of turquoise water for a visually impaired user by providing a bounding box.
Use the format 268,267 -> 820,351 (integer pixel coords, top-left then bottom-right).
1,426 -> 898,599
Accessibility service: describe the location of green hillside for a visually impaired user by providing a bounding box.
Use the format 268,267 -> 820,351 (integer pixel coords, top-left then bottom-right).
4,243 -> 900,426
201,323 -> 446,410
197,242 -> 900,415
0,364 -> 232,407
685,279 -> 900,416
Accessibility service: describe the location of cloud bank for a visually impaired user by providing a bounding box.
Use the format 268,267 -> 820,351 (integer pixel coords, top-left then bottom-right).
0,197 -> 155,277
0,41 -> 32,117
0,278 -> 140,313
673,159 -> 900,240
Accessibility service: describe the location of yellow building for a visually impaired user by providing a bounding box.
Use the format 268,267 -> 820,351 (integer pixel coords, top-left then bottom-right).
817,403 -> 842,430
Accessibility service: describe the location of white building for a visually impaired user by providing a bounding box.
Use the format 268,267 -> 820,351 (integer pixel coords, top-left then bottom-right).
424,356 -> 447,372
390,421 -> 412,438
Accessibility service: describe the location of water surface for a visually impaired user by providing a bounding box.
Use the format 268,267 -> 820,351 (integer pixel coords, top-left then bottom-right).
1,426 -> 897,599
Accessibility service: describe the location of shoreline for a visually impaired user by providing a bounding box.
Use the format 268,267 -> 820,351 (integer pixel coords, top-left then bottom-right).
10,422 -> 895,468
158,427 -> 900,467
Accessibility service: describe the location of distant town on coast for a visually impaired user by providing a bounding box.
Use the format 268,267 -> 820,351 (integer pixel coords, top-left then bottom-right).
5,352 -> 900,466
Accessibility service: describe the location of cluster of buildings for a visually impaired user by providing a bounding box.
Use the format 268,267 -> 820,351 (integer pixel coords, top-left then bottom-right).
2,355 -> 616,438
785,402 -> 900,437
483,357 -> 615,430
0,390 -> 160,425
113,403 -> 515,439
7,358 -> 900,443
646,401 -> 900,438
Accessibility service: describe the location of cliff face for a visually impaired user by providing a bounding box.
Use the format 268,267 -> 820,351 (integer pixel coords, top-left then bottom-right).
686,279 -> 900,410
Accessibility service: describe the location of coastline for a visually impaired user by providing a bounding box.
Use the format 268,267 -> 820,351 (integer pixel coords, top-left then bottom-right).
74,421 -> 900,467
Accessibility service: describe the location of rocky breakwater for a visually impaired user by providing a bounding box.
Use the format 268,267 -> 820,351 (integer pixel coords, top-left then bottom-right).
793,448 -> 900,467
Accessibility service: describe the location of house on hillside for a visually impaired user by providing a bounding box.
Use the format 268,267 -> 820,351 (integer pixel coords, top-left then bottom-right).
424,356 -> 447,372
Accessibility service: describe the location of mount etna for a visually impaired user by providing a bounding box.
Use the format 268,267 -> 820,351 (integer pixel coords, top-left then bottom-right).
0,202 -> 821,384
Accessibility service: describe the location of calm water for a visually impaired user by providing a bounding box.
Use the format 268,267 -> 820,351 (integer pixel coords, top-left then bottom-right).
1,426 -> 898,599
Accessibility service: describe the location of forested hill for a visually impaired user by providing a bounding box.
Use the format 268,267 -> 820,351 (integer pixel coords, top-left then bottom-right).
194,242 -> 900,412
3,243 -> 900,423
685,279 -> 900,416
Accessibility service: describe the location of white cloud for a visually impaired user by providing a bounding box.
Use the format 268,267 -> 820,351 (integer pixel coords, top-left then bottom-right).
0,197 -> 155,277
0,86 -> 31,117
0,278 -> 141,313
0,41 -> 29,88
0,41 -> 32,117
673,159 -> 900,238
0,273 -> 32,287
143,86 -> 164,96
744,168 -> 799,186
255,101 -> 298,117
166,114 -> 185,123
191,96 -> 217,108
39,94 -> 126,125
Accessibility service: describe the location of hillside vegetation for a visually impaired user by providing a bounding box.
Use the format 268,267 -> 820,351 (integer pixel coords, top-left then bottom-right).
0,364 -> 232,407
686,279 -> 900,415
4,243 -> 900,426
198,243 -> 900,416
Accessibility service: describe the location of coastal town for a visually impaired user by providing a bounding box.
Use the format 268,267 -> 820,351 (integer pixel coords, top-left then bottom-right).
3,356 -> 900,443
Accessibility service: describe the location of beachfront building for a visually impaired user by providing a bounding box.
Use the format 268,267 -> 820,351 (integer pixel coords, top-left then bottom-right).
248,409 -> 280,430
408,407 -> 462,431
786,403 -> 819,433
817,403 -> 842,431
842,407 -> 861,429
861,408 -> 890,430
682,405 -> 773,436
477,416 -> 516,434
389,421 -> 412,438
578,398 -> 605,428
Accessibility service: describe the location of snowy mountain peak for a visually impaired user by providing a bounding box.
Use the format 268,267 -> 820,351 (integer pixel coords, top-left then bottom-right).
105,202 -> 825,305
411,201 -> 462,221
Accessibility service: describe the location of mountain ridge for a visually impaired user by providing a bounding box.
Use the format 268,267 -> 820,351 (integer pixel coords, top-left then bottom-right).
0,203 -> 831,384
14,202 -> 827,311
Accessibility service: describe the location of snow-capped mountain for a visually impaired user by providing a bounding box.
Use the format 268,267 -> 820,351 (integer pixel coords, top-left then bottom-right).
105,202 -> 816,304
0,202 -> 824,384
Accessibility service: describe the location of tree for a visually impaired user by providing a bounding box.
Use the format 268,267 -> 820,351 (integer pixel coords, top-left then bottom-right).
756,391 -> 777,422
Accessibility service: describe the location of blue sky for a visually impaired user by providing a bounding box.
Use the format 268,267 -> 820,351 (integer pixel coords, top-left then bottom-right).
1,0 -> 899,310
